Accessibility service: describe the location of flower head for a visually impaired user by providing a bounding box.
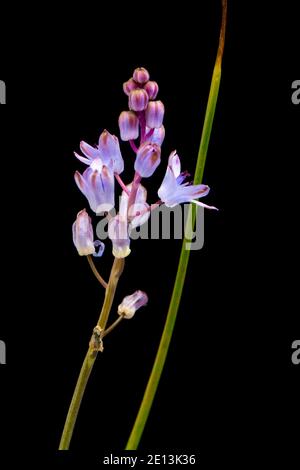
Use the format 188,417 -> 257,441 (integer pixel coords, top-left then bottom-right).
75,158 -> 115,214
72,209 -> 105,256
158,151 -> 218,209
118,290 -> 148,319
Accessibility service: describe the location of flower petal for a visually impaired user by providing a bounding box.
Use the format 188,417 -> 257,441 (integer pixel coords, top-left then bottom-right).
74,152 -> 91,165
80,141 -> 101,160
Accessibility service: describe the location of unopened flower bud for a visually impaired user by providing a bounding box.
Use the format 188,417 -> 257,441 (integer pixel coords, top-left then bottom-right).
133,67 -> 150,84
123,78 -> 140,96
118,111 -> 139,141
145,100 -> 165,128
146,125 -> 165,146
144,81 -> 159,100
129,89 -> 149,112
135,142 -> 161,178
118,290 -> 148,319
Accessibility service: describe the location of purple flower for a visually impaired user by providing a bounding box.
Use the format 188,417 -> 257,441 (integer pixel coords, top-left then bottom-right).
74,130 -> 124,175
72,209 -> 105,257
135,142 -> 161,178
74,158 -> 115,214
118,290 -> 148,319
108,215 -> 131,259
158,151 -> 218,209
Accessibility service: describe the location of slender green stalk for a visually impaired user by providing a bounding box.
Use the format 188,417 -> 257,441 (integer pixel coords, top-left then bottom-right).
59,257 -> 125,450
126,0 -> 227,450
102,315 -> 124,338
87,255 -> 108,289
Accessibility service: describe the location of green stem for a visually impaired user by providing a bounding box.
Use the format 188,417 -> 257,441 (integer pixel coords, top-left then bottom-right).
126,0 -> 227,450
59,257 -> 125,450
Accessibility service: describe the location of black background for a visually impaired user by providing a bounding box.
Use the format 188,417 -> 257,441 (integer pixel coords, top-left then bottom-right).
0,0 -> 299,467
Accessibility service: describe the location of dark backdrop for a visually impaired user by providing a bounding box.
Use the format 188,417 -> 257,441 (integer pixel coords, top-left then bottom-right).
0,0 -> 299,467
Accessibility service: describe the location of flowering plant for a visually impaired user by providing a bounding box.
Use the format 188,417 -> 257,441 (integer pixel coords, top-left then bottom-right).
59,0 -> 227,450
